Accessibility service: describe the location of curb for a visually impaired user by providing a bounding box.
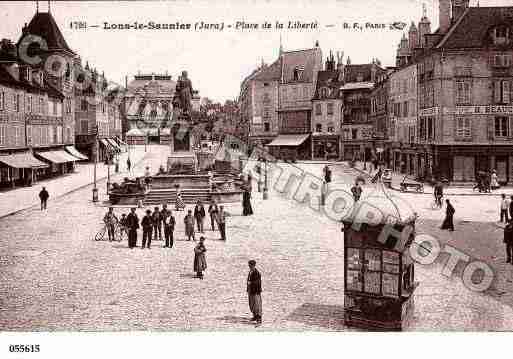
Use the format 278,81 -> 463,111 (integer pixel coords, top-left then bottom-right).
0,151 -> 148,220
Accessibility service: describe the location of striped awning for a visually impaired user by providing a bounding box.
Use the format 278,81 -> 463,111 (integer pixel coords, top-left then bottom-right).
65,146 -> 88,160
267,134 -> 310,147
106,138 -> 121,152
36,150 -> 78,164
0,151 -> 48,169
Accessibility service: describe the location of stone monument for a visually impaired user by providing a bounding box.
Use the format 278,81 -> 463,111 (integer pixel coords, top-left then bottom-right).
170,70 -> 195,152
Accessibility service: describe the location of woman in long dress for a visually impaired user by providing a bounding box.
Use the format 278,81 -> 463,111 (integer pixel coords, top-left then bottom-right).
242,187 -> 253,216
175,190 -> 185,211
491,170 -> 499,190
440,199 -> 455,231
193,237 -> 207,279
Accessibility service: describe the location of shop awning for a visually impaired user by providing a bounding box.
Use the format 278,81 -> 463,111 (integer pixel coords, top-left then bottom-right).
0,151 -> 48,169
267,134 -> 310,147
106,138 -> 121,152
100,139 -> 114,152
36,150 -> 77,164
65,145 -> 88,160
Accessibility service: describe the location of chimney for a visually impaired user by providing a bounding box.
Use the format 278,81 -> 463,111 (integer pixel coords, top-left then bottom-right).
22,23 -> 28,35
439,0 -> 451,34
408,22 -> 418,50
418,3 -> 432,48
452,0 -> 469,23
125,75 -> 128,88
371,65 -> 377,83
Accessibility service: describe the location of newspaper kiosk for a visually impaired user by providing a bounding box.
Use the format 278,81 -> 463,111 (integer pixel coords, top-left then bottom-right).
342,185 -> 418,331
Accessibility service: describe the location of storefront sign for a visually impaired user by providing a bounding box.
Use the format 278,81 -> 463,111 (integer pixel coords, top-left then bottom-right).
418,107 -> 439,117
444,105 -> 513,115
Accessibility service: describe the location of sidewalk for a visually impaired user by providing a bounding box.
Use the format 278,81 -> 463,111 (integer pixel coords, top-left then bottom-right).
0,145 -> 154,218
351,161 -> 513,196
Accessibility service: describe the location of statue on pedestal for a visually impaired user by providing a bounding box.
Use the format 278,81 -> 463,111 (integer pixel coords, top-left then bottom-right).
172,70 -> 194,119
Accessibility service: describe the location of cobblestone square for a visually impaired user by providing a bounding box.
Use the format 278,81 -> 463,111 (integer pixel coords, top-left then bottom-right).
2,151 -> 513,331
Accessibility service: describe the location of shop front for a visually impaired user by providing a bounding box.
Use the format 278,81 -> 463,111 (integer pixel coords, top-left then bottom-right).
435,145 -> 513,184
35,149 -> 78,178
312,134 -> 340,160
267,134 -> 311,161
0,151 -> 48,188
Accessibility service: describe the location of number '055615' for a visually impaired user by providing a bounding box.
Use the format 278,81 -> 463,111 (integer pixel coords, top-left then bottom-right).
9,344 -> 40,353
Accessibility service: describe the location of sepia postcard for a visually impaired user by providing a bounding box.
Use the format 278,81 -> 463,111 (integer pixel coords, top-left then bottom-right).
1,0 -> 513,358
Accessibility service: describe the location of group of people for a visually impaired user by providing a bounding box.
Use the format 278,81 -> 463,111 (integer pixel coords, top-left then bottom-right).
103,199 -> 230,248
474,170 -> 500,193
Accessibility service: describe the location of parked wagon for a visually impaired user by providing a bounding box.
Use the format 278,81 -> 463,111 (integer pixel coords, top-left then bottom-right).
399,175 -> 424,193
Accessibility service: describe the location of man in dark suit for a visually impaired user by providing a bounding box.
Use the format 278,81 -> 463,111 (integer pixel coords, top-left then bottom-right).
141,209 -> 153,249
126,207 -> 139,249
39,187 -> 49,210
247,260 -> 262,324
504,220 -> 513,264
162,204 -> 175,248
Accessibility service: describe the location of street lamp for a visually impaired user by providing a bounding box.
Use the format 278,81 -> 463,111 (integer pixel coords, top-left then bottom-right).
106,152 -> 111,195
263,158 -> 268,200
92,125 -> 99,202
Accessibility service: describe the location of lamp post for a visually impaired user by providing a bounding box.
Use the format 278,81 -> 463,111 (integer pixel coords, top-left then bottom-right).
263,158 -> 268,200
363,149 -> 367,170
106,153 -> 111,195
92,125 -> 99,202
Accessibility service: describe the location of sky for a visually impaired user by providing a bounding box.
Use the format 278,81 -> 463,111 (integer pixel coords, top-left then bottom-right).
0,0 -> 511,102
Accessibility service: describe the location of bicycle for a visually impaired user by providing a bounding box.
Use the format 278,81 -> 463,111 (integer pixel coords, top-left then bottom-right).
95,221 -> 127,242
430,196 -> 443,210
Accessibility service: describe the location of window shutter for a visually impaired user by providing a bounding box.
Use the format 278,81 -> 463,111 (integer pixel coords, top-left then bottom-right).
503,81 -> 510,103
494,81 -> 502,103
487,118 -> 494,140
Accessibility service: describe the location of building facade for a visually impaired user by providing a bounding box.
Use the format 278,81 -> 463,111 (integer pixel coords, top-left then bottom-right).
388,63 -> 418,175
390,1 -> 513,184
340,62 -> 385,161
311,51 -> 344,160
274,45 -> 322,160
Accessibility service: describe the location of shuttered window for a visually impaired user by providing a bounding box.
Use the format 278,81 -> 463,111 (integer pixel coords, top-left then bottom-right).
455,117 -> 471,138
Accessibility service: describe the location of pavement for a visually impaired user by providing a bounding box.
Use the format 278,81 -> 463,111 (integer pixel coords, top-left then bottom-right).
351,161 -> 513,197
2,156 -> 513,331
0,145 -> 168,219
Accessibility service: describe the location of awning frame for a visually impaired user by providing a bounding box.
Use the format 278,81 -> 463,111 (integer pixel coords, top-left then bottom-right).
266,134 -> 310,147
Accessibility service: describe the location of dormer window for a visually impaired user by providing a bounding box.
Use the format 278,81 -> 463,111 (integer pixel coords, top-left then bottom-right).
493,25 -> 510,46
293,66 -> 304,81
320,87 -> 329,98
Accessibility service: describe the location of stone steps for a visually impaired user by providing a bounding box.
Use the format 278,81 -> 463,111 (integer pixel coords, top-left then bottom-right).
144,188 -> 211,206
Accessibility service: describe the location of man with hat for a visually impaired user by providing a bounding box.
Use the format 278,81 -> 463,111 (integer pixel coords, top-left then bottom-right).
141,209 -> 154,249
247,260 -> 262,324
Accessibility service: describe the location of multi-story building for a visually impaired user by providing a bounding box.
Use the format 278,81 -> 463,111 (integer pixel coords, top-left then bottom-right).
242,60 -> 281,148
74,64 -> 122,161
391,1 -> 513,184
0,35 -> 82,188
370,67 -> 392,163
340,61 -> 386,161
311,51 -> 344,160
123,72 -> 175,145
272,45 -> 323,160
241,42 -> 322,159
388,63 -> 418,174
